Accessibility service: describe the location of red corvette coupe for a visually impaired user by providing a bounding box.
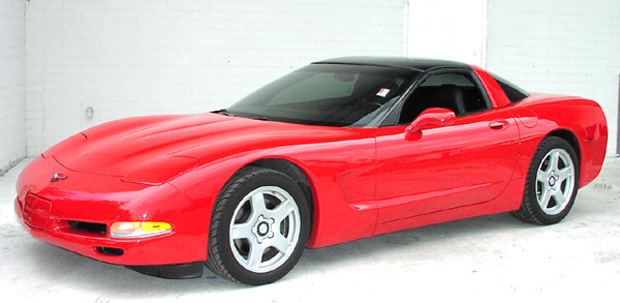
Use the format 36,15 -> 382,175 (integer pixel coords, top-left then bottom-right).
15,57 -> 607,285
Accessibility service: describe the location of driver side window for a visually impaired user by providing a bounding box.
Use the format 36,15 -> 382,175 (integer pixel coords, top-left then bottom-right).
398,72 -> 490,124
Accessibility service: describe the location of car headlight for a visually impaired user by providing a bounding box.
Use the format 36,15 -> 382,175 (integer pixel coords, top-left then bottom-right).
110,221 -> 172,238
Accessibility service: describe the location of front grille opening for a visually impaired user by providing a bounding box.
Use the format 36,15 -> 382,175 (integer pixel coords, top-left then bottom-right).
68,220 -> 107,235
96,246 -> 124,256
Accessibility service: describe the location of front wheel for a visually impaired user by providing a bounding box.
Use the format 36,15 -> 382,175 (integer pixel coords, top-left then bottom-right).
512,136 -> 580,224
206,167 -> 311,285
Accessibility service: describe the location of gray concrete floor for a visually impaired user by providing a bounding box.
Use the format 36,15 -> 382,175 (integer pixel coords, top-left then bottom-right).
1,158 -> 619,302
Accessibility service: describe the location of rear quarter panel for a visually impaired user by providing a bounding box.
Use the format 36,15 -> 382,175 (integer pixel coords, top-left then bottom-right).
510,94 -> 607,187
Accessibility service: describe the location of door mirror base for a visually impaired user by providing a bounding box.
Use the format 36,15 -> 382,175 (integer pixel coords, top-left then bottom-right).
406,108 -> 456,134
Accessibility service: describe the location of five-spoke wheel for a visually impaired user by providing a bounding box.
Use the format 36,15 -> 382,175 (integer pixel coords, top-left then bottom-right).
535,148 -> 575,215
229,186 -> 301,273
207,167 -> 310,285
512,136 -> 580,224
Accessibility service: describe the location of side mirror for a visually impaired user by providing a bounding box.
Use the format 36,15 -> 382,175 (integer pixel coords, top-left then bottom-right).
406,107 -> 456,134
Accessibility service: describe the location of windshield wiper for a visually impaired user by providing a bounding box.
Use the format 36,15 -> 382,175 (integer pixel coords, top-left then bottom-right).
213,109 -> 270,121
250,116 -> 271,121
213,109 -> 234,116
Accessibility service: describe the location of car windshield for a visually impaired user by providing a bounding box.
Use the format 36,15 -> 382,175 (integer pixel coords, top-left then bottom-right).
226,64 -> 419,127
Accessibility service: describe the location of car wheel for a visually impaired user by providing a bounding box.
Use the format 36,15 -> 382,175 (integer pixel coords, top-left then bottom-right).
206,167 -> 311,285
512,136 -> 579,225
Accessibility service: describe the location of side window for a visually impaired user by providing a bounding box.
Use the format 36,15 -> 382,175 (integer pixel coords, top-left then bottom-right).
489,72 -> 529,103
398,72 -> 490,124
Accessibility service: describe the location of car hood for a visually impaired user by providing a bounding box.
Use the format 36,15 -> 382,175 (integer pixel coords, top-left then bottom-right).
48,113 -> 354,182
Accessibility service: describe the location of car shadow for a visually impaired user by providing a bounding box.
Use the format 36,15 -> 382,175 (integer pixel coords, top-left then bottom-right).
19,212 -> 541,298
294,213 -> 537,272
22,239 -> 247,297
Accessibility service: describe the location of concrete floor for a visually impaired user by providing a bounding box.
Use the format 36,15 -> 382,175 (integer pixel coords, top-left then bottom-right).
1,158 -> 619,302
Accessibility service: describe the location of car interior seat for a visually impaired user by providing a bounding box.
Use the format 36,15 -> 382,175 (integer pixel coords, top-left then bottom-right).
431,85 -> 466,115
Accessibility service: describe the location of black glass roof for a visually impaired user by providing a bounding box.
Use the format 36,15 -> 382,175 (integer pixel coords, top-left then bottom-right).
313,56 -> 470,72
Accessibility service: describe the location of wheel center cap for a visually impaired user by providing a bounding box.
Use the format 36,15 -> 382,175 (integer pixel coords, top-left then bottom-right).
257,222 -> 269,236
548,176 -> 556,186
252,215 -> 275,243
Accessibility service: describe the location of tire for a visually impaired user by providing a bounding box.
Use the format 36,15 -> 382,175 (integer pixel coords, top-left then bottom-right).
206,167 -> 311,285
511,136 -> 580,225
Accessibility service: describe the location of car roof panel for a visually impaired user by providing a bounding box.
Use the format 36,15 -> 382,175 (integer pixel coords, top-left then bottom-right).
313,56 -> 470,71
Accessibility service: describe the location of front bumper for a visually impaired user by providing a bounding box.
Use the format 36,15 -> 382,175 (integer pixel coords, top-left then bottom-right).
15,155 -> 209,266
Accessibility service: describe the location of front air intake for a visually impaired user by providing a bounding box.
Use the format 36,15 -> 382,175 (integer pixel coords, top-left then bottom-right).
68,220 -> 107,235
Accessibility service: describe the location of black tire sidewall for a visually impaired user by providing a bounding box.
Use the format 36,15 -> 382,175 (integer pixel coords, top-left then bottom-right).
211,168 -> 311,285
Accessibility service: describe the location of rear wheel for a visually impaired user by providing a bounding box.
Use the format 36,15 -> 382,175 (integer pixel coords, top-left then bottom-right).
206,167 -> 311,285
512,136 -> 579,224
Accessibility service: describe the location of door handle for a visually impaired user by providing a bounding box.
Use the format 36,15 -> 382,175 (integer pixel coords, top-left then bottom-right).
489,119 -> 509,130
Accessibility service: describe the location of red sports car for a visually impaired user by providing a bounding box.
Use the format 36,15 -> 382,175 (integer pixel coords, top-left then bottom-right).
15,57 -> 608,285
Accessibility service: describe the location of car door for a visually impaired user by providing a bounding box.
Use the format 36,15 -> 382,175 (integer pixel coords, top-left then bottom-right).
374,69 -> 520,224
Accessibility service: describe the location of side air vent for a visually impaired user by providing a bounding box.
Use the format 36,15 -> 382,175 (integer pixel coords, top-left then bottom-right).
96,247 -> 124,256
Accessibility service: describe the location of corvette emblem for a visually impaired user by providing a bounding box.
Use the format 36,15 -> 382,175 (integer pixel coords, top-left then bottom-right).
50,173 -> 68,182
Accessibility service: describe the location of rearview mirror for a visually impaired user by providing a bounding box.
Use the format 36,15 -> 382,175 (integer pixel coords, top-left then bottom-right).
406,107 -> 456,134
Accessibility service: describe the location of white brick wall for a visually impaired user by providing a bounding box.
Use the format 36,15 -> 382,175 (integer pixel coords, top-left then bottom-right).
0,0 -> 27,174
25,0 -> 406,155
487,0 -> 620,157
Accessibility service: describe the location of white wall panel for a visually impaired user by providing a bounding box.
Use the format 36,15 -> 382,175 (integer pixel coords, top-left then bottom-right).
0,0 -> 27,174
25,0 -> 406,155
487,0 -> 620,157
407,0 -> 486,67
